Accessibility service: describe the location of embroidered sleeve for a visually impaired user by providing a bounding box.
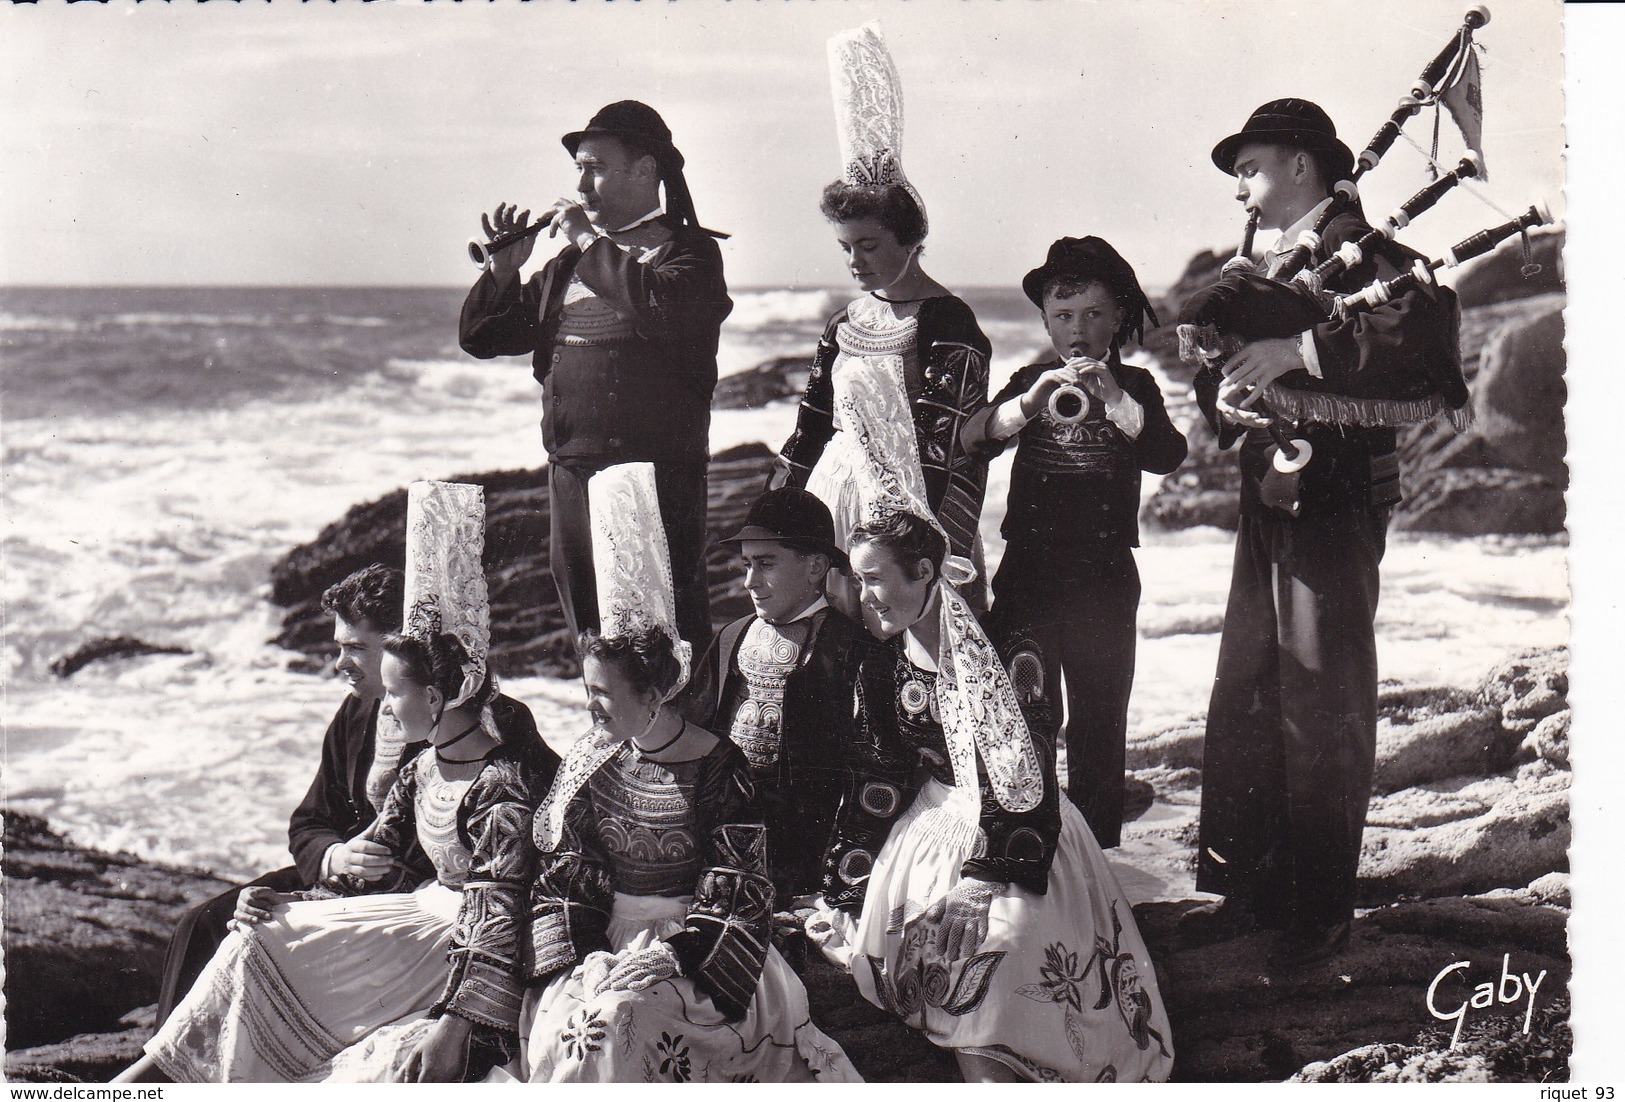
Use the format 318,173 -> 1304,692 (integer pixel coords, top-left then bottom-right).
820,646 -> 922,914
665,752 -> 775,1021
914,299 -> 991,564
774,315 -> 843,488
432,757 -> 540,1034
303,752 -> 432,899
459,268 -> 545,360
525,784 -> 614,986
961,628 -> 1062,893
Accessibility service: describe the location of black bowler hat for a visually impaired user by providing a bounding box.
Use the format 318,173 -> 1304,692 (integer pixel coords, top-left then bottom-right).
563,100 -> 686,173
1021,236 -> 1159,348
562,100 -> 727,239
721,488 -> 848,570
1210,98 -> 1356,184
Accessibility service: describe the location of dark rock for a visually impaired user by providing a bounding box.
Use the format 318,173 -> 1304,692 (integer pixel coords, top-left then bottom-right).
1142,417 -> 1240,533
1451,227 -> 1565,310
713,356 -> 810,410
5,1019 -> 151,1085
1,811 -> 232,1051
1141,888 -> 1569,1081
268,444 -> 778,677
49,637 -> 191,679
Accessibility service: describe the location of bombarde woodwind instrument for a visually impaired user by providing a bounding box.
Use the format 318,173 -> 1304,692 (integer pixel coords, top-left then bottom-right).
467,209 -> 560,267
1047,357 -> 1100,426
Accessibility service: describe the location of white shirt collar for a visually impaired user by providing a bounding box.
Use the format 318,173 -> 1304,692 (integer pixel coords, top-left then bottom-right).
1270,196 -> 1335,255
765,594 -> 828,627
611,206 -> 665,234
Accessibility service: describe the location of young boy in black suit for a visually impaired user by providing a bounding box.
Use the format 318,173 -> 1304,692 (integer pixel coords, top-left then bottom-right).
963,236 -> 1186,848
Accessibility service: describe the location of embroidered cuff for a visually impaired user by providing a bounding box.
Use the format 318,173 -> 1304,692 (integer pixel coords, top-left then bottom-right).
1103,389 -> 1145,439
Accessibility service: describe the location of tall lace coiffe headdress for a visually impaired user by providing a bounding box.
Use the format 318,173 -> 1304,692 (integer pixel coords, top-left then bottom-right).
533,463 -> 691,852
829,21 -> 928,237
403,480 -> 490,710
589,462 -> 691,700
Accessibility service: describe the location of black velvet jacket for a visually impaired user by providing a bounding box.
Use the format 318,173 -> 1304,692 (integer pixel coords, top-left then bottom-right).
820,628 -> 1060,913
775,296 -> 991,565
458,220 -> 732,466
701,605 -> 875,900
963,356 -> 1187,552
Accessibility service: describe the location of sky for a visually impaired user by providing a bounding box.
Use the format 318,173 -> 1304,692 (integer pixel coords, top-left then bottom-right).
1,0 -> 1567,292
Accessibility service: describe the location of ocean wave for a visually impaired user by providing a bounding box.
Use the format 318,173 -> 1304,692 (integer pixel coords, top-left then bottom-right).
727,287 -> 848,331
103,311 -> 279,328
0,312 -> 79,332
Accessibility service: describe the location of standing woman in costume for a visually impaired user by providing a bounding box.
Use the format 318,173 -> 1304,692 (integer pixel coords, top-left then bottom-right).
515,463 -> 860,1083
772,22 -> 991,612
124,482 -> 557,1083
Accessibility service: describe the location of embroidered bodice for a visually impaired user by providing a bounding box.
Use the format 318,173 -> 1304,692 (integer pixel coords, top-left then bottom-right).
365,710 -> 409,814
727,617 -> 812,772
587,743 -> 720,898
415,759 -> 478,888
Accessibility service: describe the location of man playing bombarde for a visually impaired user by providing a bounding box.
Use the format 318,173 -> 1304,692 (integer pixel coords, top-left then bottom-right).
460,101 -> 732,672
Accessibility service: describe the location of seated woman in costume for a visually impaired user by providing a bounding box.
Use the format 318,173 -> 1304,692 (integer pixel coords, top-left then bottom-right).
772,28 -> 990,613
515,462 -> 859,1083
813,509 -> 1175,1084
126,630 -> 551,1083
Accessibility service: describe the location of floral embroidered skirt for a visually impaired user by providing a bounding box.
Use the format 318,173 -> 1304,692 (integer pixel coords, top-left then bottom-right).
518,892 -> 861,1083
145,883 -> 461,1082
834,779 -> 1174,1082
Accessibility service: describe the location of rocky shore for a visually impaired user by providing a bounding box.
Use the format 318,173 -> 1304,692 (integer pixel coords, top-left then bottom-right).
5,646 -> 1571,1083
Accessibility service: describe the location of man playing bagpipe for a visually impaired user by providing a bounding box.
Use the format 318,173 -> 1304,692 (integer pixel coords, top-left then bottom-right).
1178,98 -> 1468,969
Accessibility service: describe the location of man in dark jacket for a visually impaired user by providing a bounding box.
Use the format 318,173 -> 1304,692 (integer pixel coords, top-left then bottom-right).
459,100 -> 732,670
963,236 -> 1186,850
700,488 -> 869,907
1181,100 -> 1465,968
152,565 -> 544,1026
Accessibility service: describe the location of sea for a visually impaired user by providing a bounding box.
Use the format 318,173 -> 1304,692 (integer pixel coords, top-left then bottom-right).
1,285 -> 1568,893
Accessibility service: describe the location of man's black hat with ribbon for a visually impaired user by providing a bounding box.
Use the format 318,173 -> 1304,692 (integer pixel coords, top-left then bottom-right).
1022,236 -> 1160,349
721,487 -> 848,571
1210,97 -> 1356,185
563,100 -> 728,238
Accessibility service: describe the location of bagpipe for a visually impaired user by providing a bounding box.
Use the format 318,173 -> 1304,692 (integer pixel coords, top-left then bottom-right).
1177,6 -> 1553,511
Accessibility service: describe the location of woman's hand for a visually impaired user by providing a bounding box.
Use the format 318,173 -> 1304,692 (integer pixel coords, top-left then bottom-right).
394,1014 -> 473,1083
918,879 -> 1000,963
228,886 -> 296,930
586,944 -> 680,998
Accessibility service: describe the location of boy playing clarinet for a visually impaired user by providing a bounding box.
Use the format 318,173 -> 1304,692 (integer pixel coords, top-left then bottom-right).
963,236 -> 1186,849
